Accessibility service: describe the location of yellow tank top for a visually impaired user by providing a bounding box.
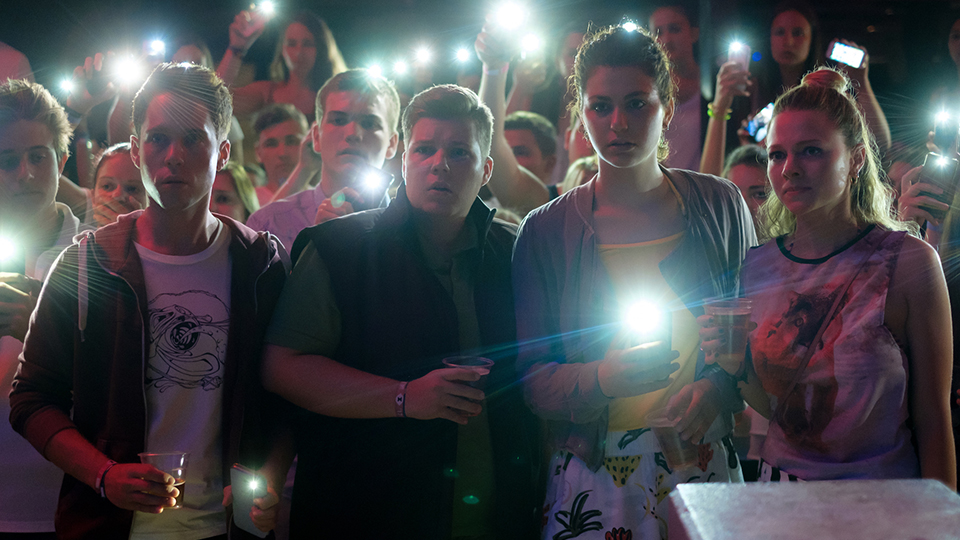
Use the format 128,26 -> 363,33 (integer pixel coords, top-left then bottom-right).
599,232 -> 700,431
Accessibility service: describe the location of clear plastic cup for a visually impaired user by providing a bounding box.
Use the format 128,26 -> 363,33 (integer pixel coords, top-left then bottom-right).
646,408 -> 700,470
703,297 -> 753,375
139,451 -> 188,508
442,356 -> 494,389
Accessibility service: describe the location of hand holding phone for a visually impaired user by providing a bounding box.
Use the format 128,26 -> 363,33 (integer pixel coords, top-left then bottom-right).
747,102 -> 775,142
229,464 -> 271,538
727,42 -> 751,72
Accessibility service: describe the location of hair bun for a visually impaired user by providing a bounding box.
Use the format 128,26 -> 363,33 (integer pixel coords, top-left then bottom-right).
800,68 -> 851,95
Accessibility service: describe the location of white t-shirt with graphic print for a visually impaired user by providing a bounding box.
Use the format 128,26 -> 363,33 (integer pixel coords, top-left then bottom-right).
130,223 -> 231,540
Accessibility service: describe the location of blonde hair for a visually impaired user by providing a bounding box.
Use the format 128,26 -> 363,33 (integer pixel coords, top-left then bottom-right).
757,67 -> 917,240
560,154 -> 599,195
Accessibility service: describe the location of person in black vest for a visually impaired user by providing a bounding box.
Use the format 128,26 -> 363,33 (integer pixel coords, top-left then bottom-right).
261,84 -> 540,539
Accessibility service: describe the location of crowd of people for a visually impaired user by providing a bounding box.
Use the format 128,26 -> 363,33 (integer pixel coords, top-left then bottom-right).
1,1 -> 960,539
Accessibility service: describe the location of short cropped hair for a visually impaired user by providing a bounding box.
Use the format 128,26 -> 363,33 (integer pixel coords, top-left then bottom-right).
316,68 -> 401,133
402,85 -> 494,157
504,111 -> 558,157
0,79 -> 71,159
253,103 -> 308,138
132,63 -> 233,141
722,145 -> 768,178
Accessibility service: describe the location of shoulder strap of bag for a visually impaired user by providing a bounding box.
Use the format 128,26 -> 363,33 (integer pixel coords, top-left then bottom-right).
772,230 -> 893,424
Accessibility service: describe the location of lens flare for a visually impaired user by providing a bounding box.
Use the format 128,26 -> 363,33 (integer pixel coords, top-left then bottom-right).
367,64 -> 383,78
393,60 -> 408,75
0,237 -> 16,262
363,171 -> 383,192
456,48 -> 471,62
114,55 -> 145,87
729,41 -> 744,53
259,0 -> 276,15
621,21 -> 639,32
936,111 -> 951,125
248,479 -> 259,491
938,156 -> 950,168
520,34 -> 542,54
59,79 -> 75,93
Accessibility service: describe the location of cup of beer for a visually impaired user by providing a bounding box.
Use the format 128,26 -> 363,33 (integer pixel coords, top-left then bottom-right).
442,356 -> 494,390
703,297 -> 753,375
646,407 -> 700,470
138,451 -> 189,508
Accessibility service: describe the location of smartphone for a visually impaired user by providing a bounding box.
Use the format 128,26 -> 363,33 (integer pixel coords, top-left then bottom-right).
933,111 -> 960,156
748,102 -> 775,142
727,42 -> 751,71
916,152 -> 960,221
828,41 -> 865,69
230,464 -> 269,538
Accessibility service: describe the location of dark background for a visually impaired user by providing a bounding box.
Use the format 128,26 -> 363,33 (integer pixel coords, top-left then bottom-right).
2,0 -> 960,147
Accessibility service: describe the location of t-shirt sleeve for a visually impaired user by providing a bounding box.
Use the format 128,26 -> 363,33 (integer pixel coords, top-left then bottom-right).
265,241 -> 341,355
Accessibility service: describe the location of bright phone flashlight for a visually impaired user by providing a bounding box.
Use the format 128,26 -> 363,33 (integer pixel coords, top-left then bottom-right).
248,479 -> 259,491
624,300 -> 663,337
938,156 -> 951,167
456,48 -> 471,62
494,3 -> 528,30
520,34 -> 542,54
0,237 -> 17,263
149,40 -> 166,56
114,55 -> 145,87
258,0 -> 276,15
936,111 -> 951,125
367,64 -> 383,78
414,47 -> 432,64
729,41 -> 744,53
59,79 -> 75,93
393,60 -> 408,75
621,21 -> 639,32
363,171 -> 384,192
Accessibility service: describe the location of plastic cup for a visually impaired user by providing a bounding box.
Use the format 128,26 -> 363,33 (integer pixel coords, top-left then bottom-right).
646,408 -> 700,470
442,356 -> 494,389
139,451 -> 188,508
703,297 -> 753,375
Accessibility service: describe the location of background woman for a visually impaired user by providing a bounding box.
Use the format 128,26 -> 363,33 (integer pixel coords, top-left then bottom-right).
704,68 -> 955,487
90,143 -> 147,228
211,161 -> 260,223
217,10 -> 347,119
513,25 -> 755,538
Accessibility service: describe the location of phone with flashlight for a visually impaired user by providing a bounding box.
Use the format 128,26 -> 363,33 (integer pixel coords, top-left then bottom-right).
346,169 -> 393,212
915,152 -> 960,221
933,111 -> 960,155
230,464 -> 269,538
727,42 -> 751,71
747,102 -> 774,142
828,42 -> 865,69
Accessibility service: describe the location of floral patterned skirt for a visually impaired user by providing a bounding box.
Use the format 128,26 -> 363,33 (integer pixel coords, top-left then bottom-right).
541,429 -> 742,540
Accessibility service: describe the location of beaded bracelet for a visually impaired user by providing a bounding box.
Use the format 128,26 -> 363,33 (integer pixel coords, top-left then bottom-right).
707,103 -> 732,120
395,381 -> 408,418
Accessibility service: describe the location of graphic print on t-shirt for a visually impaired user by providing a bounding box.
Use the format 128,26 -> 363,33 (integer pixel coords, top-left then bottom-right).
146,290 -> 229,392
752,288 -> 844,454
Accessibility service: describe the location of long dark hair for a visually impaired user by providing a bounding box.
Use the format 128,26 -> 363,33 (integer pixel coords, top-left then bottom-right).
269,11 -> 347,92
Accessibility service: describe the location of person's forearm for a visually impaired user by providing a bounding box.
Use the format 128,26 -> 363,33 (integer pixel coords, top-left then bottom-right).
261,344 -> 398,418
916,412 -> 957,489
269,163 -> 317,204
217,49 -> 245,88
700,114 -> 729,177
856,79 -> 892,151
43,427 -> 112,490
479,65 -> 548,215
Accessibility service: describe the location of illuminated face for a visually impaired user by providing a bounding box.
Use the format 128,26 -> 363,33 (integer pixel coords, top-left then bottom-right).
314,90 -> 398,186
0,119 -> 64,224
726,164 -> 768,221
580,66 -> 671,170
255,119 -> 305,184
402,118 -> 493,220
649,7 -> 699,65
131,92 -> 229,213
505,128 -> 554,181
211,171 -> 248,222
94,153 -> 147,210
766,109 -> 863,219
770,10 -> 812,69
283,22 -> 318,76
